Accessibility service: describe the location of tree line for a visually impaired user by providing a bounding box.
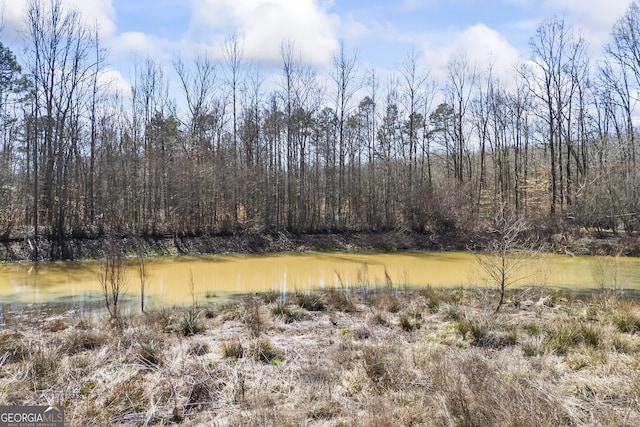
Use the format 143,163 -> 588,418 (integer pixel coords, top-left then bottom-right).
1,0 -> 640,259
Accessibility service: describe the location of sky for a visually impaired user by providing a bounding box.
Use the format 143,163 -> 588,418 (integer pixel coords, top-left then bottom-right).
0,0 -> 635,97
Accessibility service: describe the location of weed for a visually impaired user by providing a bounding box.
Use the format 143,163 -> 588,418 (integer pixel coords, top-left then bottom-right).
180,309 -> 203,336
243,295 -> 265,337
204,290 -> 217,299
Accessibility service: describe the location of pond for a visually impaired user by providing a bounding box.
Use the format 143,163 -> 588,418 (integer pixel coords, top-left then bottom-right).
1,251 -> 639,315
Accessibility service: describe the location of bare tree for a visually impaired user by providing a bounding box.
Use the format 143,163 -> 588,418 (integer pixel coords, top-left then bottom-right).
98,240 -> 128,319
527,16 -> 587,214
25,0 -> 97,258
136,252 -> 147,312
473,207 -> 539,313
330,41 -> 359,228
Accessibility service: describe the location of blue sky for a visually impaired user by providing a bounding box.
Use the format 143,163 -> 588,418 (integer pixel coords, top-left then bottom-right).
1,0 -> 635,92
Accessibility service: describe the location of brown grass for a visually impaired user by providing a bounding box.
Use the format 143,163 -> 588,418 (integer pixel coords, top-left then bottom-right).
1,288 -> 639,426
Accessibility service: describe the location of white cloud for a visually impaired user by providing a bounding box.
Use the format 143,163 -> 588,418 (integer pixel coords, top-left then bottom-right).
188,0 -> 341,66
98,68 -> 131,97
543,0 -> 631,48
421,23 -> 521,83
111,32 -> 174,60
1,0 -> 116,41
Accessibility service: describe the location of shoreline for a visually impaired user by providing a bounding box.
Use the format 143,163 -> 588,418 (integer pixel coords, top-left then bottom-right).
1,228 -> 639,263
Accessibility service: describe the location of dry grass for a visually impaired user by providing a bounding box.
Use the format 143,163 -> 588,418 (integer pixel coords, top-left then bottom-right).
1,288 -> 640,426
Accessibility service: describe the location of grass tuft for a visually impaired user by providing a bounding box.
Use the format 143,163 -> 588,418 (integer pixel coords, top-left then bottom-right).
243,295 -> 265,337
296,292 -> 326,311
180,309 -> 203,336
221,340 -> 244,359
271,302 -> 304,323
251,339 -> 284,364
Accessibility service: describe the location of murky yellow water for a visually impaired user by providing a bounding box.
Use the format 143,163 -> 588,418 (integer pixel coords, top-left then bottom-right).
1,252 -> 639,311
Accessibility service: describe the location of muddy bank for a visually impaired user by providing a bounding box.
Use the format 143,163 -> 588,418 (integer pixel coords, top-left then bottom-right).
0,227 -> 638,262
0,230 -> 449,262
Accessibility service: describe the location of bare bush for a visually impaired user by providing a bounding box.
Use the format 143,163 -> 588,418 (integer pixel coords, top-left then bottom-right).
473,208 -> 540,313
98,240 -> 128,320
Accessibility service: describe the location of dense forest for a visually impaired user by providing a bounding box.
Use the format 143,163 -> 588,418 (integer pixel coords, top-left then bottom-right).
1,0 -> 640,259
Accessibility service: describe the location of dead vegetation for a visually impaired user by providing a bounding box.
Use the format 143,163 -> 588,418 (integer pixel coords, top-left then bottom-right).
1,286 -> 640,426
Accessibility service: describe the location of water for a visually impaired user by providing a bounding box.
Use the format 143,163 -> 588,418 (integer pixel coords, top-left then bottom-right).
1,251 -> 639,314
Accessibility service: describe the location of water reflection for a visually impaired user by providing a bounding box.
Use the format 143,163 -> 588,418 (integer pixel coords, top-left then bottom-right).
1,251 -> 639,314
